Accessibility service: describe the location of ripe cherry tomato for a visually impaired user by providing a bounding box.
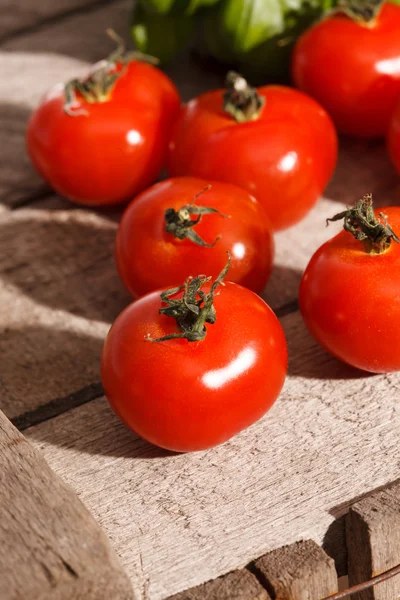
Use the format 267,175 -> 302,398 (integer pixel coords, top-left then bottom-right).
167,72 -> 337,231
292,3 -> 400,138
101,261 -> 288,452
387,97 -> 400,173
116,176 -> 274,298
26,36 -> 180,206
299,196 -> 400,373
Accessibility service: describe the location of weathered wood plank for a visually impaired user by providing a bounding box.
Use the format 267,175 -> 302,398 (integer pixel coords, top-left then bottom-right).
3,0 -> 132,63
0,409 -> 134,599
346,482 -> 400,600
24,310 -> 400,600
0,0 -> 110,41
253,540 -> 338,600
167,570 -> 271,600
0,198 -> 129,419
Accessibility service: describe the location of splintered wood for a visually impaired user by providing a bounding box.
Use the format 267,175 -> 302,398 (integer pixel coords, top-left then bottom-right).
0,1 -> 399,599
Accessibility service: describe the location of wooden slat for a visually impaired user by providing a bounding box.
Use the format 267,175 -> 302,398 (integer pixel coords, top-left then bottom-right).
346,482 -> 400,600
0,0 -> 110,41
253,540 -> 338,599
24,310 -> 400,599
167,569 -> 271,600
0,409 -> 134,600
0,198 -> 129,419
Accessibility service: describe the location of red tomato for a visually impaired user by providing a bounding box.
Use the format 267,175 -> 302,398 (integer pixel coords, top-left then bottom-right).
101,265 -> 287,452
116,176 -> 274,298
167,74 -> 337,231
26,55 -> 180,206
299,198 -> 400,373
388,97 -> 400,173
292,3 -> 400,138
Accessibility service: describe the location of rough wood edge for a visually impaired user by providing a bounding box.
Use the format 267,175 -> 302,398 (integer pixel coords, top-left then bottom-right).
252,540 -> 338,600
166,569 -> 271,600
0,409 -> 135,600
346,483 -> 400,600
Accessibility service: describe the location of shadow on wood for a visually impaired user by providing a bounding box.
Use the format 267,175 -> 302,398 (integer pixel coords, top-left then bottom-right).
0,210 -> 130,322
0,326 -> 105,419
0,102 -> 48,207
325,138 -> 400,207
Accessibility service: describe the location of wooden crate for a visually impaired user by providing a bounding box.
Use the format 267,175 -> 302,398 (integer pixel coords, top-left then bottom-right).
0,1 -> 399,599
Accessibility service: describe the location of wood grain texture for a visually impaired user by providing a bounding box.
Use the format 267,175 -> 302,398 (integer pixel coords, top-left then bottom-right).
0,198 -> 129,418
167,570 -> 271,600
0,0 -> 111,41
253,540 -> 338,600
0,409 -> 134,600
25,310 -> 400,599
346,482 -> 400,600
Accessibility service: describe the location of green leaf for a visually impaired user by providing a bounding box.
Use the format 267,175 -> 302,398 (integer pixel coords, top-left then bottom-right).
132,3 -> 193,63
220,0 -> 286,53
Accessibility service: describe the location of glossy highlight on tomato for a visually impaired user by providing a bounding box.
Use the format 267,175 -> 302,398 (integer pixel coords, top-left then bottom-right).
299,203 -> 400,373
27,59 -> 180,206
167,78 -> 337,231
116,176 -> 274,298
101,279 -> 288,452
292,3 -> 400,138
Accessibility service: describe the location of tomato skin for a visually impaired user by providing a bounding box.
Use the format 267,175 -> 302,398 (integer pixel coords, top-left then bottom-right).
101,282 -> 288,452
292,4 -> 400,138
116,177 -> 274,298
299,207 -> 400,373
26,61 -> 180,206
167,85 -> 337,231
388,98 -> 400,173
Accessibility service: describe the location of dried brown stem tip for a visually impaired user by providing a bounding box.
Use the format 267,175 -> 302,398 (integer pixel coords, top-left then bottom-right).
165,185 -> 229,247
223,71 -> 265,123
146,254 -> 231,343
327,193 -> 400,254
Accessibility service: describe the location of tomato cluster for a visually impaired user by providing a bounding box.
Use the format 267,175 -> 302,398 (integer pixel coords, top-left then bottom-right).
26,16 -> 400,452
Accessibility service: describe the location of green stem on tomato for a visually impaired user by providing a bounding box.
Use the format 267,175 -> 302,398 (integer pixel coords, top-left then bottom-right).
223,71 -> 265,123
164,185 -> 229,247
146,254 -> 231,343
326,193 -> 400,254
64,29 -> 159,116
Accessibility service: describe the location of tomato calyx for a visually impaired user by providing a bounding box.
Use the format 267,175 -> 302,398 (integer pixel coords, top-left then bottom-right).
223,72 -> 265,123
327,194 -> 400,254
336,0 -> 383,24
164,185 -> 229,247
146,254 -> 231,343
64,29 -> 158,116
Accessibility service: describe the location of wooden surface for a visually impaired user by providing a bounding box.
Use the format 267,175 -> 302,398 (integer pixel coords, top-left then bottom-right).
167,570 -> 271,600
0,1 -> 400,599
253,540 -> 338,600
347,482 -> 400,600
0,409 -> 134,600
